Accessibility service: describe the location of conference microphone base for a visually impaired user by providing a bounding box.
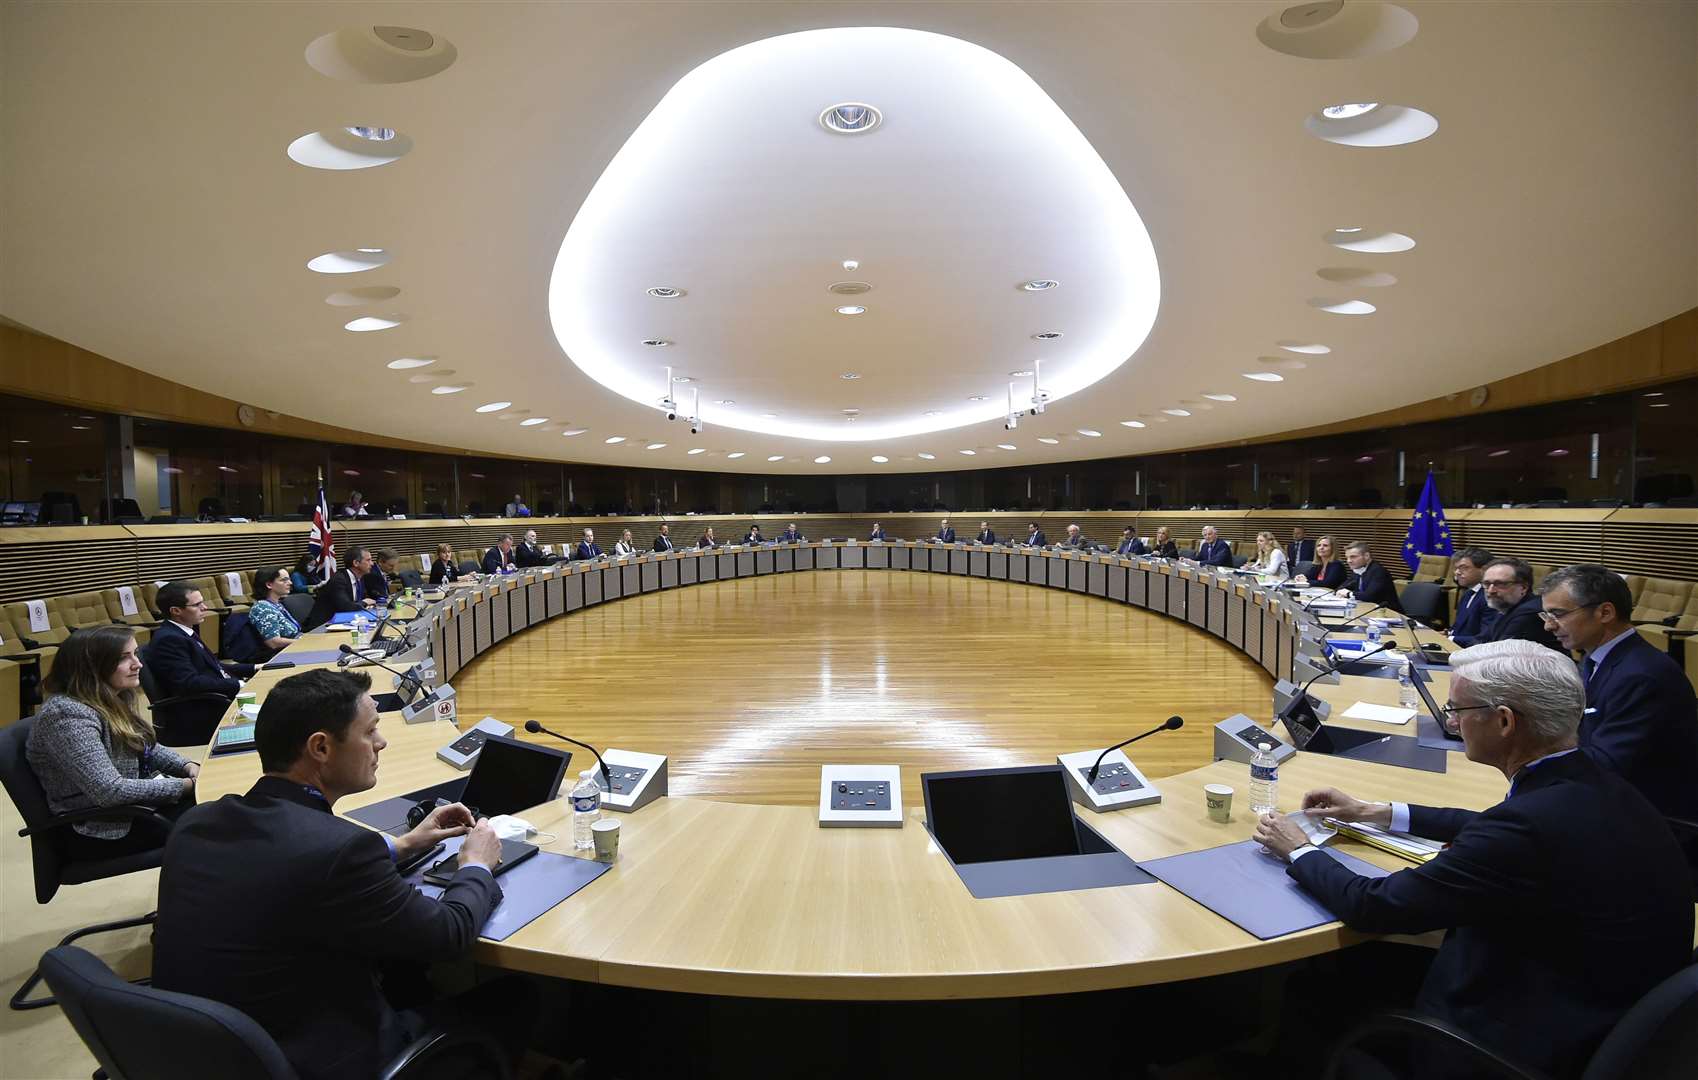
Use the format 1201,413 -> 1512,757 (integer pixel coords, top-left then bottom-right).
1055,749 -> 1161,812
598,749 -> 667,813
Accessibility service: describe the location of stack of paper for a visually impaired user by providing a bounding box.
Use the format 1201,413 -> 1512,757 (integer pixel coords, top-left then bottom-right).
1323,819 -> 1445,863
1341,702 -> 1416,725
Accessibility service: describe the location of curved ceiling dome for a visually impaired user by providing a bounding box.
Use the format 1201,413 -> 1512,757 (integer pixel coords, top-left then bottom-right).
549,27 -> 1160,442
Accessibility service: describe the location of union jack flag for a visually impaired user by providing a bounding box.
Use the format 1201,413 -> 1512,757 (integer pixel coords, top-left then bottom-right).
307,485 -> 335,582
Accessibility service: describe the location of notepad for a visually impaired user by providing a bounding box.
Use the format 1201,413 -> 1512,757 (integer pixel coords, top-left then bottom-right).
1341,701 -> 1416,725
1324,820 -> 1445,863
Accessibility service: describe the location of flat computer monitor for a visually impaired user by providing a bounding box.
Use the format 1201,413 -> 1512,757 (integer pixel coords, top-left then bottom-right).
922,765 -> 1083,865
458,733 -> 572,818
1410,663 -> 1462,742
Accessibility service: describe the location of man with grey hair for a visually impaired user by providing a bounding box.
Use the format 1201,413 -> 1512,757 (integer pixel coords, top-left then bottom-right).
1537,563 -> 1698,827
1254,640 -> 1692,1075
1189,525 -> 1232,567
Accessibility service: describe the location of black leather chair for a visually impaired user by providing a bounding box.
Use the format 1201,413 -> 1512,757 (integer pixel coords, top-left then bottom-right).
41,946 -> 515,1080
136,663 -> 233,748
1324,961 -> 1698,1080
279,592 -> 315,626
1396,581 -> 1447,627
398,569 -> 424,588
458,560 -> 480,575
0,718 -> 162,1010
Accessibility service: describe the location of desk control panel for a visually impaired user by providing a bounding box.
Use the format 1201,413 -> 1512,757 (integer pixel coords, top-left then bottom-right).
1088,762 -> 1143,796
1056,749 -> 1162,812
437,716 -> 512,770
604,764 -> 649,797
1212,712 -> 1296,766
819,764 -> 903,828
598,749 -> 667,813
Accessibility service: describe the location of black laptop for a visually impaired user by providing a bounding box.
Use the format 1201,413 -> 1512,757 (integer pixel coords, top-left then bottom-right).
344,732 -> 572,836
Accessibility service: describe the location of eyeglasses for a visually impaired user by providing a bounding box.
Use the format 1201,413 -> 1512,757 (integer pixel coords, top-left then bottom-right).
1538,603 -> 1597,625
1441,701 -> 1501,718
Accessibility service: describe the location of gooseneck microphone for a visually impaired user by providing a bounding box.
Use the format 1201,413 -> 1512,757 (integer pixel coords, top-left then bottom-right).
1276,642 -> 1394,724
1341,603 -> 1391,626
1086,715 -> 1184,784
523,720 -> 611,788
335,643 -> 425,696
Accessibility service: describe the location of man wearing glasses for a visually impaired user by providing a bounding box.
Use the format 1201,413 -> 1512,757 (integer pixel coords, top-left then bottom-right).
1253,641 -> 1692,1077
143,580 -> 257,743
1536,564 -> 1698,832
1477,557 -> 1562,651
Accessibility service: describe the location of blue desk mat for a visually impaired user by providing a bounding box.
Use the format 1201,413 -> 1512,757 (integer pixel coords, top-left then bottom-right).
402,834 -> 610,942
1141,840 -> 1391,940
265,649 -> 344,667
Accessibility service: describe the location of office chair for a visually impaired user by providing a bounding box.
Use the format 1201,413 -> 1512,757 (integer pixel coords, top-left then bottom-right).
1323,962 -> 1698,1080
40,946 -> 515,1080
0,719 -> 163,1010
279,592 -> 315,626
1396,582 -> 1447,627
398,569 -> 423,588
136,664 -> 233,747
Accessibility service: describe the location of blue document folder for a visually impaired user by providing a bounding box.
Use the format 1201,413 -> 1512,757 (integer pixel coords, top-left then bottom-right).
1141,839 -> 1392,939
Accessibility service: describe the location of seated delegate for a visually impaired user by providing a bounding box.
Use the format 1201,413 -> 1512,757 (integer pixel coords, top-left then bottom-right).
1115,527 -> 1146,556
1189,526 -> 1233,567
1147,526 -> 1177,559
1335,541 -> 1401,610
1243,530 -> 1287,577
1478,557 -> 1563,651
144,580 -> 256,740
1448,546 -> 1497,645
575,529 -> 602,560
936,519 -> 955,543
154,668 -> 529,1080
482,534 -> 517,574
653,524 -> 674,552
613,529 -> 638,557
247,566 -> 302,654
26,625 -> 198,860
780,523 -> 804,543
976,522 -> 996,544
1292,534 -> 1345,589
868,523 -> 886,541
1254,641 -> 1692,1078
361,548 -> 397,606
428,542 -> 462,586
697,528 -> 719,549
514,529 -> 559,566
305,548 -> 377,630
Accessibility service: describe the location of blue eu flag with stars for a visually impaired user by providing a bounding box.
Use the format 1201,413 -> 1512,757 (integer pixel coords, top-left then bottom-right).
1403,470 -> 1452,573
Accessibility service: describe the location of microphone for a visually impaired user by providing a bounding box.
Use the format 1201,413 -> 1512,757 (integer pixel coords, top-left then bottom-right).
1277,642 -> 1393,724
335,643 -> 425,696
1086,716 -> 1184,784
523,720 -> 611,789
1340,603 -> 1391,626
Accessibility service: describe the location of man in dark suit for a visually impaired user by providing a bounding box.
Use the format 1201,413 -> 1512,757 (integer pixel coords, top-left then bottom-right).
697,527 -> 718,549
1064,524 -> 1091,548
743,524 -> 763,545
145,580 -> 257,742
1538,564 -> 1698,828
1189,526 -> 1234,567
361,548 -> 397,605
1336,541 -> 1403,611
935,519 -> 955,543
305,548 -> 375,630
1480,557 -> 1562,651
154,669 -> 522,1080
1025,523 -> 1046,547
976,522 -> 996,545
780,522 -> 804,543
1448,547 -> 1497,645
868,522 -> 886,541
652,523 -> 674,552
574,528 -> 602,560
1117,526 -> 1148,556
481,534 -> 516,574
514,529 -> 560,566
1254,641 -> 1692,1078
1286,527 -> 1316,567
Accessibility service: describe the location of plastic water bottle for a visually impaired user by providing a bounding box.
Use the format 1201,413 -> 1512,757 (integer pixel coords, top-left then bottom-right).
571,769 -> 601,850
1365,621 -> 1382,645
1249,743 -> 1279,814
1399,660 -> 1420,710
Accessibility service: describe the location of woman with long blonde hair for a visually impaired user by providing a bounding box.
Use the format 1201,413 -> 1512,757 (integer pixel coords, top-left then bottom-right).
1246,530 -> 1289,577
25,625 -> 197,858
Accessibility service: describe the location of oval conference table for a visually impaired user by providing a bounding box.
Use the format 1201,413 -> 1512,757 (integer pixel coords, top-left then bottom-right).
197,540 -> 1508,1001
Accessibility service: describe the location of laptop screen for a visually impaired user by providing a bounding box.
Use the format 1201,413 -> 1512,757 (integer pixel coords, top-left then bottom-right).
1410,665 -> 1459,739
923,765 -> 1081,865
458,733 -> 571,818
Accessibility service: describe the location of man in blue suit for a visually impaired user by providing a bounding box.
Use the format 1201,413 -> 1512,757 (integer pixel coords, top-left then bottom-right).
1448,547 -> 1497,645
935,519 -> 955,543
652,523 -> 674,552
868,522 -> 886,541
1254,640 -> 1693,1077
1189,526 -> 1233,567
574,528 -> 602,561
976,522 -> 995,544
1116,526 -> 1147,556
145,580 -> 256,742
480,534 -> 515,574
780,522 -> 804,543
1025,523 -> 1046,547
1285,527 -> 1316,567
1537,564 -> 1698,829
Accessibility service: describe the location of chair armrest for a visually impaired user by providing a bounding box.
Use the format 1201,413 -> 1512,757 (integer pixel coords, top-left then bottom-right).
380,1027 -> 513,1080
19,803 -> 164,838
1323,1010 -> 1551,1080
145,690 -> 236,711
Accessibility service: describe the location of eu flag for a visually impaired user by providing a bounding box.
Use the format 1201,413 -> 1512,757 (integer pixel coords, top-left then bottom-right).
1403,470 -> 1453,573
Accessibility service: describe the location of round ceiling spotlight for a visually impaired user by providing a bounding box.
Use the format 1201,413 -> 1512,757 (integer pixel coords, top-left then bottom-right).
561,428 -> 587,437
407,372 -> 446,384
1243,371 -> 1285,382
345,314 -> 407,332
1120,420 -> 1146,428
917,452 -> 937,460
715,399 -> 735,406
997,443 -> 1017,451
304,25 -> 458,83
1320,102 -> 1378,120
431,383 -> 471,395
958,449 -> 976,456
1324,229 -> 1415,253
520,417 -> 549,426
1256,2 -> 1418,60
688,447 -> 707,455
1078,428 -> 1102,437
1162,409 -> 1191,417
646,286 -> 684,298
1258,356 -> 1309,371
604,436 -> 626,444
672,375 -> 693,383
475,401 -> 512,414
829,281 -> 872,295
727,452 -> 746,459
287,126 -> 413,170
815,455 -> 832,464
1203,393 -> 1238,402
1278,341 -> 1333,355
767,455 -> 785,462
1317,267 -> 1398,287
841,372 -> 861,380
819,102 -> 882,134
646,443 -> 667,450
326,285 -> 401,306
308,249 -> 390,274
643,339 -> 672,347
1038,437 -> 1060,445
1308,297 -> 1377,315
871,455 -> 889,463
1305,103 -> 1437,147
387,356 -> 435,370
1031,331 -> 1064,341
1021,279 -> 1059,291
836,305 -> 866,316
841,259 -> 859,271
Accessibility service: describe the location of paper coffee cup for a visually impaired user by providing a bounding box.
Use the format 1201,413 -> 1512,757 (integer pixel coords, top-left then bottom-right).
1204,784 -> 1234,823
236,691 -> 257,708
591,818 -> 620,862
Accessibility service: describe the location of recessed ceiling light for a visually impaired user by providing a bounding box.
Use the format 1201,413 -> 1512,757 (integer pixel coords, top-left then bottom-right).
1203,393 -> 1237,402
70,425 -> 90,430
815,455 -> 832,463
475,401 -> 512,413
953,449 -> 973,456
1162,408 -> 1191,417
842,259 -> 859,271
561,428 -> 587,437
217,465 -> 238,473
308,249 -> 391,274
841,372 -> 861,380
688,447 -> 707,455
1334,227 -> 1362,234
1022,279 -> 1059,291
1278,342 -> 1332,355
345,125 -> 397,141
1120,420 -> 1146,428
1308,298 -> 1377,315
604,436 -> 626,444
12,438 -> 30,444
841,408 -> 861,416
643,339 -> 672,347
387,357 -> 435,369
647,287 -> 683,298
918,452 -> 936,460
1078,428 -> 1102,437
1547,448 -> 1570,457
1009,369 -> 1034,378
344,314 -> 406,332
871,455 -> 888,463
819,102 -> 882,134
767,454 -> 785,462
836,305 -> 866,316
431,384 -> 471,394
647,442 -> 667,450
967,395 -> 986,402
715,399 -> 735,406
355,247 -> 384,253
1355,455 -> 1375,464
1487,449 -> 1511,457
672,375 -> 692,383
1648,402 -> 1671,408
1643,391 -> 1665,398
1243,372 -> 1285,382
997,443 -> 1017,451
520,417 -> 549,426
1031,331 -> 1063,341
1321,102 -> 1379,120
1038,437 -> 1060,445
727,452 -> 746,459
